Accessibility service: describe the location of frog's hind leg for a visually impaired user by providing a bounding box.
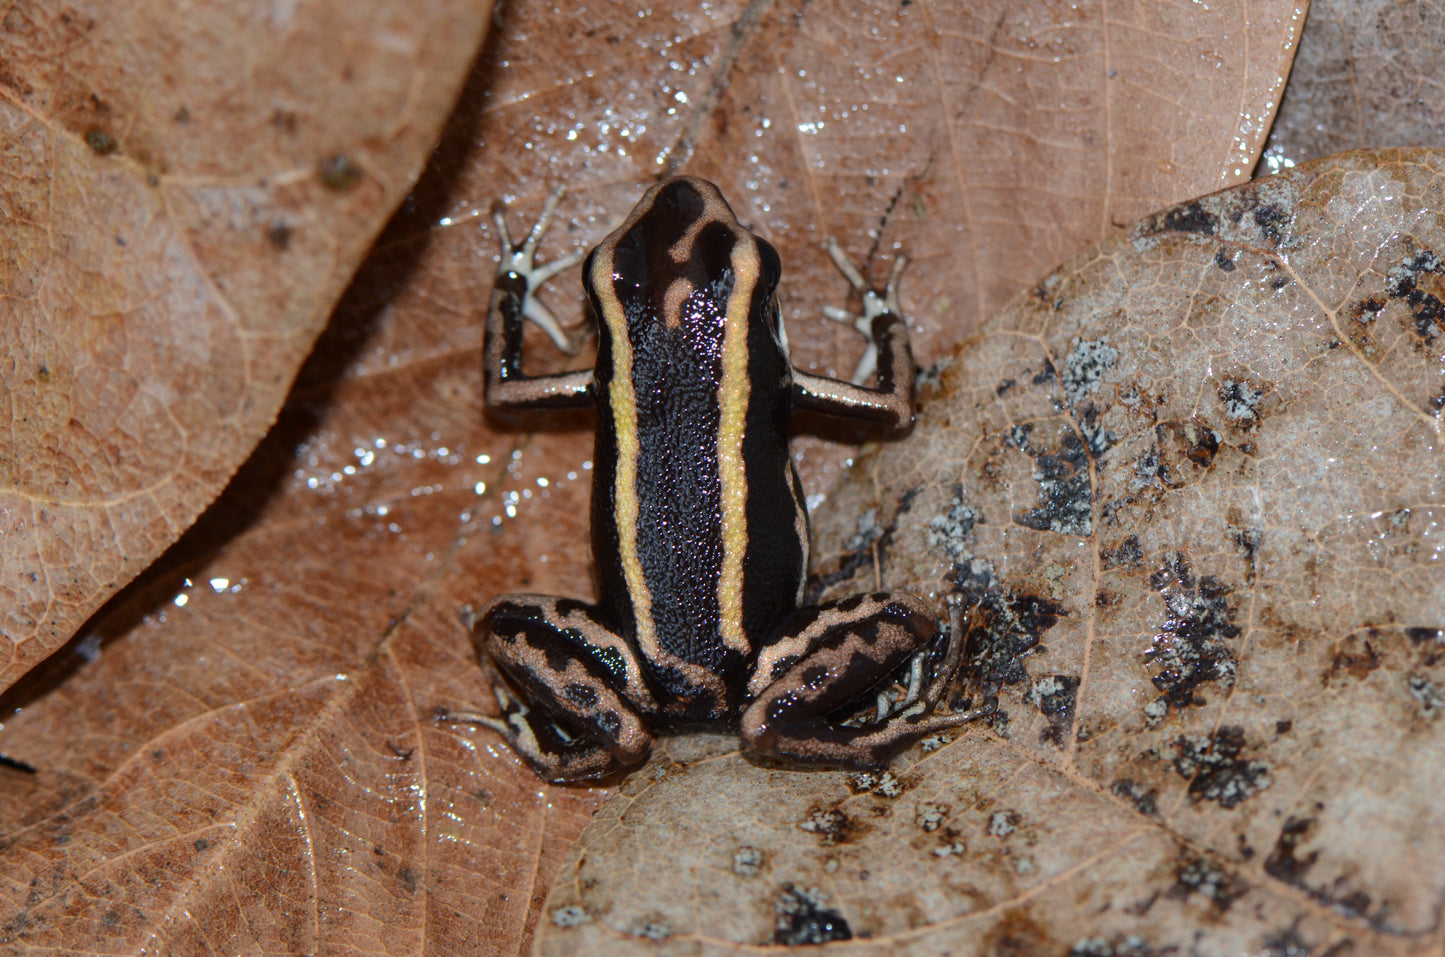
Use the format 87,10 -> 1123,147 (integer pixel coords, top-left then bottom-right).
447,595 -> 658,783
740,594 -> 991,768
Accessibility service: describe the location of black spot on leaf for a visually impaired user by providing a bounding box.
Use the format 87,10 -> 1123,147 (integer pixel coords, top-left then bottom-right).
927,483 -> 981,561
1100,534 -> 1143,569
774,885 -> 851,946
1015,433 -> 1093,536
1264,816 -> 1317,884
1068,936 -> 1176,957
949,561 -> 1065,690
1258,926 -> 1315,957
1384,249 -> 1445,342
1027,674 -> 1079,745
1217,376 -> 1269,431
1253,204 -> 1287,243
85,127 -> 118,155
1171,856 -> 1245,911
1111,779 -> 1158,817
1170,726 -> 1270,808
1407,627 -> 1445,645
1162,201 -> 1218,235
1145,554 -> 1240,711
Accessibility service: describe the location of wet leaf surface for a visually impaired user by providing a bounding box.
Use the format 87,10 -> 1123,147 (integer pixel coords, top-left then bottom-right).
1263,0 -> 1445,170
536,149 -> 1445,955
0,0 -> 1335,953
0,0 -> 487,687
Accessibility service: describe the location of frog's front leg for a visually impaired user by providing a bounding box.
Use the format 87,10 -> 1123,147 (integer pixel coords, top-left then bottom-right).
792,241 -> 917,426
486,192 -> 593,410
740,594 -> 990,767
461,595 -> 659,783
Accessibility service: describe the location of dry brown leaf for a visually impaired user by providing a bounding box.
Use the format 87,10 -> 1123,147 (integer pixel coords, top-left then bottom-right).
0,0 -> 489,688
0,340 -> 612,953
1263,0 -> 1445,170
0,1 -> 1315,953
537,148 -> 1445,955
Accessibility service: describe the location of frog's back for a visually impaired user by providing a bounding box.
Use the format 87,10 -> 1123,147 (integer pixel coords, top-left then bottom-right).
584,177 -> 808,712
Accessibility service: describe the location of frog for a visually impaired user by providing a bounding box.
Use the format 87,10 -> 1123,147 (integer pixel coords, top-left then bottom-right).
455,176 -> 989,782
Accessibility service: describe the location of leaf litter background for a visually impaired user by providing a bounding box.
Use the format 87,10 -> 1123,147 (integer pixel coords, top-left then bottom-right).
1,0 -> 1442,954
0,0 -> 488,688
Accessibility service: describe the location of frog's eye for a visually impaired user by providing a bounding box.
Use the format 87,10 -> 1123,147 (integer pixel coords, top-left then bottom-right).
607,229 -> 647,294
756,236 -> 781,292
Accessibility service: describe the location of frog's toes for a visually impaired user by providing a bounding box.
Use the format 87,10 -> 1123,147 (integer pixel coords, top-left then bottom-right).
521,285 -> 583,354
492,191 -> 587,353
435,703 -> 512,738
822,239 -> 908,385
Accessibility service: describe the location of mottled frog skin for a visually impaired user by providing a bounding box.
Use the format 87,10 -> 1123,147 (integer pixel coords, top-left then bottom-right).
460,177 -> 987,782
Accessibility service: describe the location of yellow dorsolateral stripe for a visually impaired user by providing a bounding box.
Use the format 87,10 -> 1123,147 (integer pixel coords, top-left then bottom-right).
597,274 -> 657,657
716,241 -> 757,654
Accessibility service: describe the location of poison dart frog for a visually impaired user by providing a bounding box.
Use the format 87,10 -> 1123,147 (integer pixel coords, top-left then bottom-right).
455,176 -> 988,782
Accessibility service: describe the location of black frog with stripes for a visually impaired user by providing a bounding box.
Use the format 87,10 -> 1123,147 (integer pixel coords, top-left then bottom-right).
462,176 -> 988,782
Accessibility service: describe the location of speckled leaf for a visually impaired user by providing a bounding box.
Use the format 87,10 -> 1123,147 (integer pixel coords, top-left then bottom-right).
535,149 -> 1445,956
0,0 -> 487,689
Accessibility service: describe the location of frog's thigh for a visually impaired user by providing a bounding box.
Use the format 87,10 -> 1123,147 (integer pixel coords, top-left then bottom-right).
741,592 -> 941,767
477,595 -> 655,780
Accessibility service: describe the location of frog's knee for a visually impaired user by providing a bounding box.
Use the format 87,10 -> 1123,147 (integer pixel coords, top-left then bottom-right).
739,694 -> 785,756
598,706 -> 652,765
525,705 -> 654,783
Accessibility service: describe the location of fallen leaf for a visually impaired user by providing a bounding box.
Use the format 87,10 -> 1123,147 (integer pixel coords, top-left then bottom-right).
0,0 -> 489,688
0,0 -> 1315,953
535,148 -> 1445,955
1264,0 -> 1445,170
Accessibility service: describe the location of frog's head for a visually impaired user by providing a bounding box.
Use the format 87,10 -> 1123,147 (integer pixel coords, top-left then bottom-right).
584,176 -> 785,365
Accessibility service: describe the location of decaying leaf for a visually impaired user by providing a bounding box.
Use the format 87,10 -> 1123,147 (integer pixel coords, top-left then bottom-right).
0,0 -> 489,688
535,149 -> 1445,956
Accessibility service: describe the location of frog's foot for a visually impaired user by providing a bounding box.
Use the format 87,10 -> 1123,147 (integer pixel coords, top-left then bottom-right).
493,190 -> 587,354
864,598 -> 995,734
436,677 -> 517,739
822,239 -> 908,385
440,673 -> 629,783
463,594 -> 656,783
741,593 -> 991,768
